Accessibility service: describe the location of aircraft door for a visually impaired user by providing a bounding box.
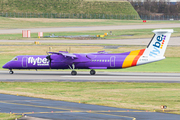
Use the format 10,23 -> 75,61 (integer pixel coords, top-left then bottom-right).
22,57 -> 28,68
110,56 -> 115,67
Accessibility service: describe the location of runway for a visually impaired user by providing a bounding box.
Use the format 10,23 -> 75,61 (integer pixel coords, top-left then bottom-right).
0,23 -> 180,34
1,36 -> 180,46
0,71 -> 180,82
0,94 -> 180,120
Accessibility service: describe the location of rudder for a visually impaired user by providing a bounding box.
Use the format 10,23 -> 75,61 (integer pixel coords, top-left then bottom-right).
136,29 -> 173,66
143,29 -> 173,58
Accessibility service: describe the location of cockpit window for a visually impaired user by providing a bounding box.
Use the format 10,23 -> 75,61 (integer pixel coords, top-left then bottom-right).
12,57 -> 18,61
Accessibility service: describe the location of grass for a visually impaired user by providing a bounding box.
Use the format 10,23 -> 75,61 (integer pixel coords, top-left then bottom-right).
1,17 -> 180,29
1,27 -> 180,40
0,82 -> 180,114
0,17 -> 132,29
0,45 -> 180,72
1,17 -> 142,29
84,0 -> 127,1
0,113 -> 21,120
0,0 -> 138,16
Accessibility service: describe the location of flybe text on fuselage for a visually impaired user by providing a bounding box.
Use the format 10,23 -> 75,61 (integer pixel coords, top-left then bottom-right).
149,35 -> 166,58
28,57 -> 48,66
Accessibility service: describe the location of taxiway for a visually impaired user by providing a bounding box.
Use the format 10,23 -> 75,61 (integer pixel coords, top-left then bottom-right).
0,71 -> 180,83
1,36 -> 180,46
0,24 -> 180,34
0,94 -> 180,120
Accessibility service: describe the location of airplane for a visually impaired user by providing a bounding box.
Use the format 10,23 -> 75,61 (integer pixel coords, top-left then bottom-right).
2,29 -> 173,75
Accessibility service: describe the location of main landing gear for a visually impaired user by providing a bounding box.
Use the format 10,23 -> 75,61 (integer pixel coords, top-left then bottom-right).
9,69 -> 14,74
68,64 -> 96,75
69,63 -> 77,75
90,69 -> 96,75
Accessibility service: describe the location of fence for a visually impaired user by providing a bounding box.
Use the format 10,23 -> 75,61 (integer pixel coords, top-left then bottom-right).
0,12 -> 180,20
0,12 -> 140,20
140,15 -> 180,20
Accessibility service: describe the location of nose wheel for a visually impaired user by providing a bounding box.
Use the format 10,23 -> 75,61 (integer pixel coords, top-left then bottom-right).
71,71 -> 77,75
9,70 -> 14,74
90,69 -> 96,75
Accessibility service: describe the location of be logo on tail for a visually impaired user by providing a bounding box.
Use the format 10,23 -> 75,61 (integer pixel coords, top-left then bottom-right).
149,35 -> 166,58
145,29 -> 173,58
153,35 -> 166,49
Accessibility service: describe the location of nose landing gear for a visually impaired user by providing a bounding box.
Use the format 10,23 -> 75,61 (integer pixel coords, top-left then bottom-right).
90,69 -> 96,75
71,71 -> 77,75
9,69 -> 14,74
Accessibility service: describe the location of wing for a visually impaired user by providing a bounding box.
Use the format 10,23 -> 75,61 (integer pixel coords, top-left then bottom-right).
48,52 -> 77,59
48,52 -> 90,63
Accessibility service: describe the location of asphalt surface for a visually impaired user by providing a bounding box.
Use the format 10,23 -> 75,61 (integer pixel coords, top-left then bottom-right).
0,94 -> 180,120
0,71 -> 180,83
1,24 -> 180,34
1,37 -> 180,46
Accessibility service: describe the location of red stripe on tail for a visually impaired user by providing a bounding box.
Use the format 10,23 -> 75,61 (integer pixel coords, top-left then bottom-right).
131,49 -> 145,66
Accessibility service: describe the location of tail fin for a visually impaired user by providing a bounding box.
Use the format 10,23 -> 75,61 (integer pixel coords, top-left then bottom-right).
136,29 -> 173,66
143,29 -> 173,57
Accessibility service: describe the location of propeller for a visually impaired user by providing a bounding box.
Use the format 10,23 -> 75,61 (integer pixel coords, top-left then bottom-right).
46,55 -> 52,69
46,46 -> 53,69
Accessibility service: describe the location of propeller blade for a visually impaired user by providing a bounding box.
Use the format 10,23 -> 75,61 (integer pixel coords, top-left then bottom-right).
46,55 -> 52,69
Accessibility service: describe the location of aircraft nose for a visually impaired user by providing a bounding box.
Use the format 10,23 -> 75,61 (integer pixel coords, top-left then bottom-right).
2,63 -> 9,69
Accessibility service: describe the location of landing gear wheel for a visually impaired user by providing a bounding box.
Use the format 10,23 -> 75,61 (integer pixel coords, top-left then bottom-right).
71,71 -> 77,75
90,69 -> 96,75
9,71 -> 14,74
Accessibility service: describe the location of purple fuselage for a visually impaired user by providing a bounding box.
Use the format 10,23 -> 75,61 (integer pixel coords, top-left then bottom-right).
3,52 -> 131,70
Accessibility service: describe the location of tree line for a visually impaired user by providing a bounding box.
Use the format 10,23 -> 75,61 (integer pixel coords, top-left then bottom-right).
129,0 -> 180,16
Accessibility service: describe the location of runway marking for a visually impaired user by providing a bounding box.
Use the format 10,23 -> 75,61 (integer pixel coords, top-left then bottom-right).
0,100 -> 141,120
61,76 -> 179,78
3,100 -> 43,102
14,110 -> 144,114
18,111 -> 137,120
0,100 -> 71,111
14,110 -> 139,120
93,112 -> 136,120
